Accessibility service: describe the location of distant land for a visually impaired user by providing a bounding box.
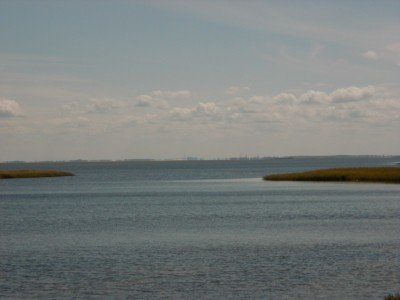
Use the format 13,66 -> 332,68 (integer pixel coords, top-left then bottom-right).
0,170 -> 74,180
1,155 -> 399,164
264,167 -> 400,183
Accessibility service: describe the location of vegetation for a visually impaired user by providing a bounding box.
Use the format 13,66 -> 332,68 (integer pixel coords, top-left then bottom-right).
385,293 -> 400,300
263,167 -> 400,183
0,170 -> 74,179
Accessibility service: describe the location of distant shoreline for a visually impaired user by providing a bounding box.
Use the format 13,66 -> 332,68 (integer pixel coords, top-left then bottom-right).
263,167 -> 400,183
0,170 -> 74,180
1,154 -> 399,164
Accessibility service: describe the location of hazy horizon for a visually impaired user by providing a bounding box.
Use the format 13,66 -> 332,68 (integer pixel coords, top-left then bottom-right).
1,1 -> 399,161
1,154 -> 399,164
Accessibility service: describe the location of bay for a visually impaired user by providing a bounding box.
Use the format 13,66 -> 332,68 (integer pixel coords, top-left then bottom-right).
1,156 -> 399,299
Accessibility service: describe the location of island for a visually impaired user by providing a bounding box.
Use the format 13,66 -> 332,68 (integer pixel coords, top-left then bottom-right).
0,170 -> 74,179
263,167 -> 400,183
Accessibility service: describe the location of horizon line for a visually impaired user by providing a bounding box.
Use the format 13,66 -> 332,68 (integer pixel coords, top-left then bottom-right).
1,154 -> 400,164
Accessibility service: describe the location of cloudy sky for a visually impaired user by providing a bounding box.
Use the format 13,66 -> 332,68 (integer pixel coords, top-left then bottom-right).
1,1 -> 399,161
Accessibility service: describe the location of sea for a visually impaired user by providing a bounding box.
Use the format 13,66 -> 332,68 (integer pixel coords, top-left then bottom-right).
1,156 -> 399,299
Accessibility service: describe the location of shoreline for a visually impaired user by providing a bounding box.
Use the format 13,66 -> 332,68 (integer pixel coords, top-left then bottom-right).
0,170 -> 74,179
263,167 -> 400,183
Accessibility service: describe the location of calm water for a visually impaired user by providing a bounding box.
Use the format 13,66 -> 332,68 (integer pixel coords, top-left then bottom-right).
1,157 -> 399,299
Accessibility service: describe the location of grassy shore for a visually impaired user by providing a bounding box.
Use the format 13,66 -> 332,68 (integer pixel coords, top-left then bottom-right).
263,167 -> 400,183
385,293 -> 400,300
0,170 -> 74,179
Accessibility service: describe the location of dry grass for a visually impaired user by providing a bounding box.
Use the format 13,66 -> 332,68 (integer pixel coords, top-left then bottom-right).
0,170 -> 74,179
263,167 -> 400,183
385,293 -> 400,300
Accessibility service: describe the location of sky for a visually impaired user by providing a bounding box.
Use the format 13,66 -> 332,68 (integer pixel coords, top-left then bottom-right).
1,0 -> 399,161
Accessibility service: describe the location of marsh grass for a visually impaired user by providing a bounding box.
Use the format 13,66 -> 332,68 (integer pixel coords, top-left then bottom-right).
263,167 -> 400,183
0,170 -> 74,179
384,293 -> 400,300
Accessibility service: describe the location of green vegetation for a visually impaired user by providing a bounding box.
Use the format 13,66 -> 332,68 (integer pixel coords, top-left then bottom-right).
263,167 -> 400,183
0,170 -> 74,179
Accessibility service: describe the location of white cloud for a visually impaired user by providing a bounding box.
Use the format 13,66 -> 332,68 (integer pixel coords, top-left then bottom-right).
0,98 -> 23,117
135,95 -> 153,107
62,101 -> 80,113
362,43 -> 400,65
151,90 -> 191,99
272,86 -> 375,105
167,102 -> 221,122
298,90 -> 330,105
225,85 -> 250,95
62,98 -> 124,115
167,107 -> 193,121
216,85 -> 391,126
51,85 -> 397,145
155,85 -> 385,128
52,116 -> 90,129
362,50 -> 378,60
135,94 -> 168,109
86,98 -> 123,114
273,93 -> 296,104
193,102 -> 220,117
248,96 -> 265,104
126,114 -> 160,126
330,86 -> 374,103
228,99 -> 260,114
135,90 -> 191,109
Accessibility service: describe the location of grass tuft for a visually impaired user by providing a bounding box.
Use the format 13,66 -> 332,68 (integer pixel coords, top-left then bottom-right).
0,170 -> 74,179
263,167 -> 400,183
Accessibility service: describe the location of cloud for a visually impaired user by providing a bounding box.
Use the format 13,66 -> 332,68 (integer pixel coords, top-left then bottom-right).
52,116 -> 90,129
167,107 -> 193,121
62,101 -> 80,113
362,43 -> 400,65
175,85 -> 379,128
193,102 -> 220,117
228,98 -> 260,114
151,90 -> 191,99
217,85 -> 388,126
248,96 -> 265,104
126,114 -> 160,126
62,98 -> 124,115
135,90 -> 191,109
54,85 -> 396,138
86,98 -> 123,114
273,93 -> 296,104
271,86 -> 376,106
298,90 -> 330,105
167,102 -> 221,121
330,86 -> 374,103
135,95 -> 153,107
225,85 -> 250,95
0,98 -> 23,117
135,94 -> 168,109
362,50 -> 378,60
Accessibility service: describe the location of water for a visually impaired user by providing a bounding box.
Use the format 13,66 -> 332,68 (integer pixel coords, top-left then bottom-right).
1,156 -> 399,299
